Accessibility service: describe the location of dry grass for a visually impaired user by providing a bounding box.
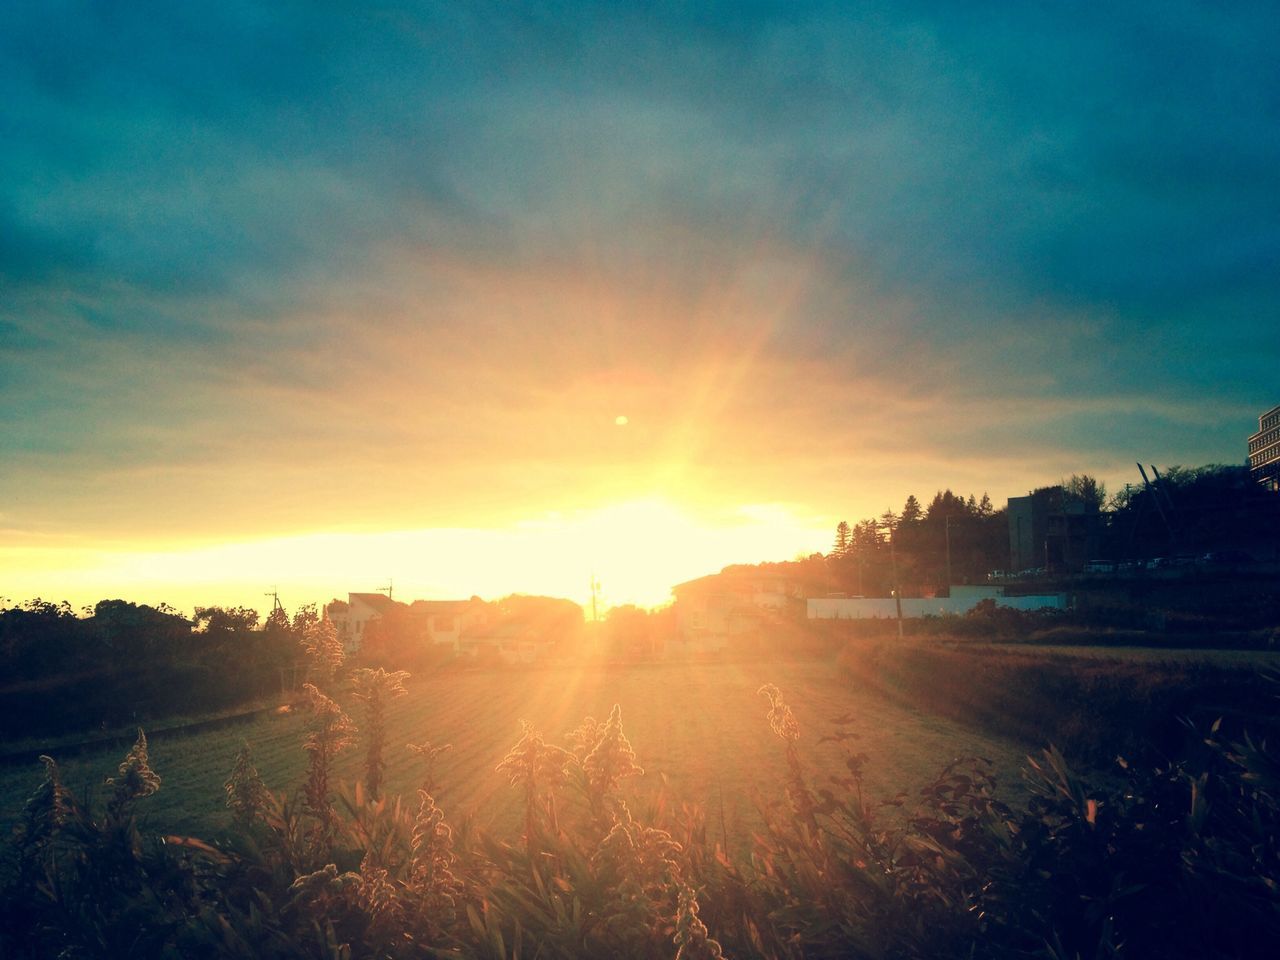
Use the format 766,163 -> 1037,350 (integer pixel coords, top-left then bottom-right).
0,660 -> 1026,843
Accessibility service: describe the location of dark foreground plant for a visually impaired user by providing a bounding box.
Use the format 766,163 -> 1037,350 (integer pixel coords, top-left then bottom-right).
3,684 -> 1278,959
351,667 -> 411,800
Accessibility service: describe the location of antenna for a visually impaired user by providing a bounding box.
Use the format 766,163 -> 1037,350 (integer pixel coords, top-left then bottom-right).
264,587 -> 284,615
378,579 -> 394,601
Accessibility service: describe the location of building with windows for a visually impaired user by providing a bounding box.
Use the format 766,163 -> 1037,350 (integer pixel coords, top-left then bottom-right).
325,593 -> 491,654
324,592 -> 402,653
409,598 -> 488,654
670,568 -> 811,655
1007,486 -> 1101,574
1248,404 -> 1280,491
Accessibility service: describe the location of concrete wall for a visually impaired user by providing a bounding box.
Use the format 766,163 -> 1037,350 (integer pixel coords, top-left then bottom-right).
808,593 -> 1066,620
949,585 -> 1005,601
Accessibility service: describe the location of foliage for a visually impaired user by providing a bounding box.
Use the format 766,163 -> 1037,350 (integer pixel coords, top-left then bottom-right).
4,673 -> 1279,960
105,728 -> 162,817
1104,463 -> 1280,558
301,683 -> 358,855
0,597 -> 295,739
224,740 -> 271,828
351,668 -> 411,800
296,605 -> 345,687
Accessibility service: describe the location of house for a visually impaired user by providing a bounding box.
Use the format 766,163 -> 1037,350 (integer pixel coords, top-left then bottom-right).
457,621 -> 545,664
455,595 -> 582,664
670,567 -> 810,656
324,592 -> 404,653
408,598 -> 489,654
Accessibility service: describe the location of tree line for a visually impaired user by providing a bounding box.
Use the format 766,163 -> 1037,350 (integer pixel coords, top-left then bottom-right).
0,599 -> 334,739
827,488 -> 1009,596
821,465 -> 1280,597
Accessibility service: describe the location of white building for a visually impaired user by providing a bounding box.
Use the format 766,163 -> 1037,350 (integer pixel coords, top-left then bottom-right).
409,598 -> 488,654
324,592 -> 403,653
670,569 -> 811,656
807,585 -> 1066,620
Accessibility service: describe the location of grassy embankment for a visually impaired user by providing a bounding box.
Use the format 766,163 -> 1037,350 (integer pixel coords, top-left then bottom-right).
837,636 -> 1280,766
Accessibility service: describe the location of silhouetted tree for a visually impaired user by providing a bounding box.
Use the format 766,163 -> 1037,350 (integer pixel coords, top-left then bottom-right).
925,490 -> 968,522
901,495 -> 922,524
832,521 -> 852,559
1064,473 -> 1106,510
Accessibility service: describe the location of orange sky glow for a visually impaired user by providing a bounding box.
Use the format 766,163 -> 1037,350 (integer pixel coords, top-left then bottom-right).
1,497 -> 830,616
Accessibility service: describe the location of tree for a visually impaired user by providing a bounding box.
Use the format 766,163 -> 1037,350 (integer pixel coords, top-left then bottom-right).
1064,474 -> 1106,510
901,495 -> 922,524
94,600 -> 190,662
831,521 -> 852,559
925,490 -> 967,522
852,519 -> 883,550
192,606 -> 260,635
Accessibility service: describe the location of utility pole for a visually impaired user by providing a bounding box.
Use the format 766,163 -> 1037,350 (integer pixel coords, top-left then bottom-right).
590,575 -> 600,623
944,515 -> 953,595
882,511 -> 904,639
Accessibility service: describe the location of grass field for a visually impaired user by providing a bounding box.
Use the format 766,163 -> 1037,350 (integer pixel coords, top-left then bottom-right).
992,643 -> 1280,666
0,659 -> 1027,843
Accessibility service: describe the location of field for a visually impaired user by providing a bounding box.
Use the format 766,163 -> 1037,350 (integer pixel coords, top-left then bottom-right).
991,643 -> 1280,666
0,659 -> 1027,841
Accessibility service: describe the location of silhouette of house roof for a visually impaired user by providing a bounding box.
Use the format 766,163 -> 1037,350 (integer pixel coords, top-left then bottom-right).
349,592 -> 401,615
672,568 -> 809,597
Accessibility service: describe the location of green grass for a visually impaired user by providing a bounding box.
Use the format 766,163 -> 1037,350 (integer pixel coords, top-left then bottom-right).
0,659 -> 1026,842
994,642 -> 1280,666
838,639 -> 1280,766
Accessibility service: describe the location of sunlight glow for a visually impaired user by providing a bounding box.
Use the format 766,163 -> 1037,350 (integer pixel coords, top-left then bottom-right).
0,497 -> 830,617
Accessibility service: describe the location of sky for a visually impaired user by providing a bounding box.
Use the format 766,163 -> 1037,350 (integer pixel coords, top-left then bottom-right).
3,1 -> 1278,615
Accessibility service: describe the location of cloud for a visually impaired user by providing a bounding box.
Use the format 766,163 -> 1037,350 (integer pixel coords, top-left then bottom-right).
1,0 -> 1276,560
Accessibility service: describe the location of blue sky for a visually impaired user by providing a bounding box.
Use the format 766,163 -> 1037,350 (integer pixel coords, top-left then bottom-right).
2,1 -> 1277,610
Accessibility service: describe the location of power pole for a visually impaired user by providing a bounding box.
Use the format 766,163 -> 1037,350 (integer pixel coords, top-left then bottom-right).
882,511 -> 904,639
944,515 -> 953,595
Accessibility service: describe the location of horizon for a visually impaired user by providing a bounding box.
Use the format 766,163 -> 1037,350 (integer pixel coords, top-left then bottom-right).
3,3 -> 1276,614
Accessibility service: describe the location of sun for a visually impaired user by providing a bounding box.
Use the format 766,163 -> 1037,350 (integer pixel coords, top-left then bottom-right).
503,497 -> 826,612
